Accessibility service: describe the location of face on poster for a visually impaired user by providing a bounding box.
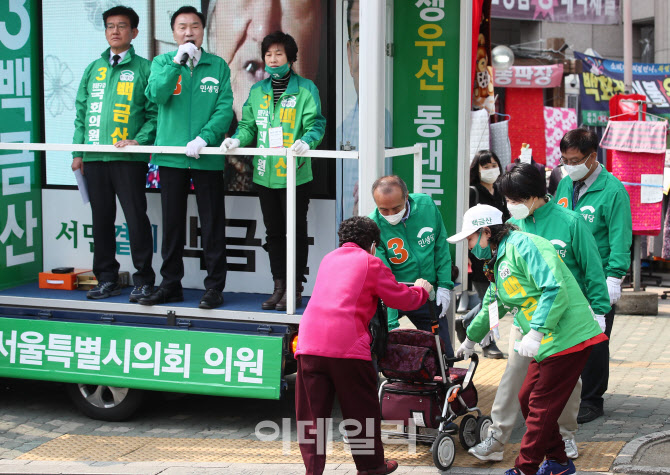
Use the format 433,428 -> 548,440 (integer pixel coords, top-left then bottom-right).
42,0 -> 329,191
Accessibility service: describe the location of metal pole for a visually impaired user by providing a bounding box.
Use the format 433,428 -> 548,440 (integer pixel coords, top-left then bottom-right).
623,0 -> 633,92
358,0 -> 386,216
632,100 -> 643,291
286,149 -> 297,314
413,145 -> 423,194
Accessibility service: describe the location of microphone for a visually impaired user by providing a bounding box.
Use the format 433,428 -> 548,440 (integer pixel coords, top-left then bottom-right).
179,40 -> 195,66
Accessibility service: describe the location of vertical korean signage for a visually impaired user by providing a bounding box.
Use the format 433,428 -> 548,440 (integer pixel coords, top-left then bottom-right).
393,0 -> 461,232
0,0 -> 42,289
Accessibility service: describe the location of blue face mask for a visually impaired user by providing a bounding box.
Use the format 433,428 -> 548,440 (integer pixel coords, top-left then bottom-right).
471,231 -> 492,260
265,63 -> 291,79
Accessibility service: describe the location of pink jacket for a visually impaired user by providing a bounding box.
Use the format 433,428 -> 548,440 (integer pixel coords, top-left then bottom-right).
295,243 -> 428,361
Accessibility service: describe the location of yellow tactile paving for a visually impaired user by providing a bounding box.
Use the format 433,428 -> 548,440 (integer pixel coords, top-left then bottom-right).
18,434 -> 624,471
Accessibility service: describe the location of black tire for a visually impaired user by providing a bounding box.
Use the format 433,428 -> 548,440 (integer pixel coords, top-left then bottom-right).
475,415 -> 493,444
66,384 -> 144,421
432,432 -> 455,471
458,414 -> 478,450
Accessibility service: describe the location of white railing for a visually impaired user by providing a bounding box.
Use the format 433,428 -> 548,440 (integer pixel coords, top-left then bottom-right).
0,143 -> 423,314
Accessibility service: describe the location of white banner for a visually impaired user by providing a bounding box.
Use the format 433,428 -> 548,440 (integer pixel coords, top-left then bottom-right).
42,190 -> 336,295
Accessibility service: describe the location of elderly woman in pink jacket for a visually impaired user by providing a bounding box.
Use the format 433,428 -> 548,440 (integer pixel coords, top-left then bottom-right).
295,216 -> 433,475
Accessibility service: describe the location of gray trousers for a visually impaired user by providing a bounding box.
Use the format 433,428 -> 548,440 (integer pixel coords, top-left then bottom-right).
488,325 -> 581,443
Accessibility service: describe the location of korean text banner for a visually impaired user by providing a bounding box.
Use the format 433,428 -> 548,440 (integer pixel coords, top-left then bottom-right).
491,0 -> 619,24
393,0 -> 460,232
0,0 -> 43,290
0,317 -> 283,399
494,64 -> 563,88
575,52 -> 670,126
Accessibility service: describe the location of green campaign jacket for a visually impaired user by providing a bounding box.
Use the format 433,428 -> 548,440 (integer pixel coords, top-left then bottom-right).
72,46 -> 157,162
232,72 -> 326,189
145,49 -> 233,171
555,165 -> 632,278
370,194 -> 454,329
467,231 -> 603,362
509,199 -> 611,315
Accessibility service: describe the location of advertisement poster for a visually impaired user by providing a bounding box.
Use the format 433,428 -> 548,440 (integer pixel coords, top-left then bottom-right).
41,0 -> 333,194
393,0 -> 461,232
0,0 -> 43,290
576,51 -> 670,126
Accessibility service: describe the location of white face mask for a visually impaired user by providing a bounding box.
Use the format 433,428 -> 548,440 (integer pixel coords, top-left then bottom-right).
383,206 -> 406,226
508,198 -> 536,220
564,162 -> 591,181
370,243 -> 376,254
480,167 -> 500,184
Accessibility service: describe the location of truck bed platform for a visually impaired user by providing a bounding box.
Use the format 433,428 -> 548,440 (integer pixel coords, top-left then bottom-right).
0,284 -> 304,325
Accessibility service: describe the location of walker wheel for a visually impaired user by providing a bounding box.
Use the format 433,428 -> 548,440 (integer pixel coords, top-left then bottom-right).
458,414 -> 478,450
432,432 -> 455,471
476,415 -> 493,444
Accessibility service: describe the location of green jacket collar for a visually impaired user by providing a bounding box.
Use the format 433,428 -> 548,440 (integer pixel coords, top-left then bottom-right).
531,198 -> 555,220
569,164 -> 608,194
261,70 -> 301,95
101,45 -> 135,65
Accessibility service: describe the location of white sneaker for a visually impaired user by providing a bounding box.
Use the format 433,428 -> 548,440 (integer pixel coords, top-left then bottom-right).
468,435 -> 504,461
563,437 -> 579,459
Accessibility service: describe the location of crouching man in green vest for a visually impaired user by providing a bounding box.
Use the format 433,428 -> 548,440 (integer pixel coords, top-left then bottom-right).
369,175 -> 455,356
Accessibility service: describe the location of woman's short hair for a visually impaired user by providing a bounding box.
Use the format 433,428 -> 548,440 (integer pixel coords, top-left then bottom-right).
498,162 -> 546,201
470,150 -> 503,185
262,31 -> 298,64
338,216 -> 381,250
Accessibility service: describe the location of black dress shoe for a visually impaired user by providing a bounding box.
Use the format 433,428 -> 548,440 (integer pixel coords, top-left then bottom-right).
577,406 -> 604,424
482,341 -> 504,359
138,287 -> 183,306
199,288 -> 223,309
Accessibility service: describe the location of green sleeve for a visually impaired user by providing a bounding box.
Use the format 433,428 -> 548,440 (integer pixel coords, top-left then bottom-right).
232,94 -> 258,146
465,283 -> 500,342
197,61 -> 234,146
145,56 -> 181,105
573,217 -> 611,315
605,187 -> 633,278
433,203 -> 454,289
72,65 -> 91,158
516,239 -> 566,333
133,62 -> 157,145
298,84 -> 326,150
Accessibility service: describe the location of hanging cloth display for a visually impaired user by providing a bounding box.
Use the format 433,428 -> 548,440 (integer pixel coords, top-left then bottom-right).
601,120 -> 667,235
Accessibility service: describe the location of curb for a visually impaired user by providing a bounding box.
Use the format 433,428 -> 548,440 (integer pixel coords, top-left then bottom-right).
612,430 -> 670,474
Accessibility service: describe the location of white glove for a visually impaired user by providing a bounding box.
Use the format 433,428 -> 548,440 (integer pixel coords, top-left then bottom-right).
436,287 -> 451,318
174,42 -> 198,64
606,276 -> 623,305
456,338 -> 476,359
220,137 -> 240,153
595,314 -> 606,333
517,329 -> 543,358
480,330 -> 494,347
290,139 -> 310,155
185,136 -> 207,158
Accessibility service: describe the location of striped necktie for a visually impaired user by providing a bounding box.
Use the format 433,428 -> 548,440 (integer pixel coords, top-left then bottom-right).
112,54 -> 121,67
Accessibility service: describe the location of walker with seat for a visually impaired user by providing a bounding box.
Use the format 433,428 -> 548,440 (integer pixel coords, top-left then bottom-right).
377,323 -> 490,471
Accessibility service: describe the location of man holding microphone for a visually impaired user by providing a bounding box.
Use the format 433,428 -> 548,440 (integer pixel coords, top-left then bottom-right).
141,6 -> 233,309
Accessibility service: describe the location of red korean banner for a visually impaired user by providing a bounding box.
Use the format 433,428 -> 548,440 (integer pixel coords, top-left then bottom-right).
493,64 -> 564,88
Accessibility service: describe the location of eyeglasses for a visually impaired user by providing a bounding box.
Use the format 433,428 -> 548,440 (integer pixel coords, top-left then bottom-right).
560,152 -> 592,166
106,23 -> 130,31
349,37 -> 360,54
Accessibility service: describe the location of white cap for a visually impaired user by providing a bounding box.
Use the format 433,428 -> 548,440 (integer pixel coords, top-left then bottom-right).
447,204 -> 504,243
